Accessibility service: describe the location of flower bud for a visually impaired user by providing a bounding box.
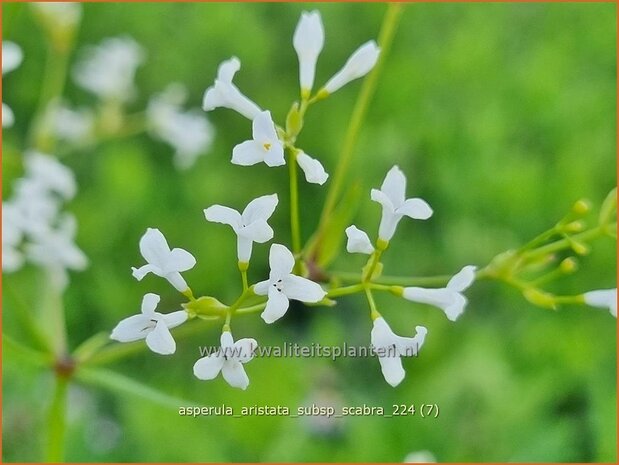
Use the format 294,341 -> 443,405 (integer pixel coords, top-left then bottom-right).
559,257 -> 578,274
323,41 -> 380,94
523,288 -> 557,310
571,199 -> 591,216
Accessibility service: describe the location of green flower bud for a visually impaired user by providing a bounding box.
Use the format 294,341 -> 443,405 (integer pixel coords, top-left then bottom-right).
523,288 -> 557,310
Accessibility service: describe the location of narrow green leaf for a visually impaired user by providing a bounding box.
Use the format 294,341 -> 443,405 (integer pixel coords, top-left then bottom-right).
3,333 -> 53,368
76,367 -> 199,410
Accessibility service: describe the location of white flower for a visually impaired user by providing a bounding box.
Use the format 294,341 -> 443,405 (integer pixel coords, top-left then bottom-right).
231,111 -> 285,167
25,214 -> 88,290
30,2 -> 82,28
345,225 -> 374,255
204,194 -> 278,263
403,265 -> 477,321
2,203 -> 24,273
404,451 -> 437,463
583,289 -> 617,318
296,151 -> 328,185
73,36 -> 145,102
255,244 -> 326,323
131,228 -> 196,292
202,57 -> 262,120
11,178 -> 61,237
110,293 -> 188,355
50,103 -> 94,144
324,41 -> 380,94
193,331 -> 257,390
371,166 -> 433,241
293,11 -> 325,95
147,84 -> 215,170
24,151 -> 77,200
371,317 -> 427,387
2,41 -> 22,128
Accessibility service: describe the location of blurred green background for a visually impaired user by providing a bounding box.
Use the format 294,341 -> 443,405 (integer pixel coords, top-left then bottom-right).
2,2 -> 616,462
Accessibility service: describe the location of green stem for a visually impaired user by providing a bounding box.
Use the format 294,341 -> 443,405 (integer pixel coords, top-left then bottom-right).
364,286 -> 381,320
241,270 -> 249,292
524,226 -> 605,259
312,3 -> 404,257
288,148 -> 302,272
45,375 -> 69,463
236,302 -> 267,315
327,283 -> 364,298
29,32 -> 74,152
362,249 -> 384,282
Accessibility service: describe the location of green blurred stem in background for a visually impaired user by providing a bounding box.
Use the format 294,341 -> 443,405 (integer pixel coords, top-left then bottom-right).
45,376 -> 69,463
310,3 -> 404,261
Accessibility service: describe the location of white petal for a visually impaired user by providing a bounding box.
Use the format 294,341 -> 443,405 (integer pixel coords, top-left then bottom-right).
381,165 -> 407,207
236,236 -> 253,263
263,141 -> 286,168
162,310 -> 188,329
145,319 -> 176,355
2,103 -> 14,127
238,220 -> 273,244
204,205 -> 242,231
221,361 -> 250,390
220,330 -> 235,349
261,286 -> 290,324
397,198 -> 433,220
324,40 -> 380,94
252,110 -> 279,143
2,41 -> 23,75
110,314 -> 154,342
377,354 -> 405,387
395,326 -> 427,357
371,317 -> 397,349
370,188 -> 395,212
377,209 -> 402,242
242,194 -> 278,224
254,279 -> 270,296
141,293 -> 160,315
282,275 -> 326,303
443,294 -> 467,322
293,11 -> 324,92
232,140 -> 266,166
138,228 -> 171,267
232,338 -> 258,363
217,56 -> 241,82
165,248 -> 196,273
296,151 -> 329,185
447,265 -> 477,292
193,354 -> 225,380
345,225 -> 374,254
268,243 -> 295,277
403,287 -> 454,307
131,264 -> 159,281
165,272 -> 189,293
584,289 -> 617,318
2,246 -> 23,272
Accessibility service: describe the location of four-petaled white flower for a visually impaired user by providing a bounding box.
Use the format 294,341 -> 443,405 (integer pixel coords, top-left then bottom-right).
371,165 -> 433,242
2,41 -> 23,128
232,111 -> 285,167
24,151 -> 77,200
193,331 -> 258,390
371,317 -> 427,387
296,151 -> 329,185
204,194 -> 278,263
583,288 -> 617,318
293,10 -> 325,95
111,293 -> 188,355
255,244 -> 326,323
324,41 -> 380,95
131,228 -> 196,292
345,225 -> 375,255
202,57 -> 262,120
403,265 -> 477,321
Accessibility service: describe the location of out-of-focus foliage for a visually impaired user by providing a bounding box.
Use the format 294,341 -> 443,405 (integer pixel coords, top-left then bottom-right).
2,2 -> 616,462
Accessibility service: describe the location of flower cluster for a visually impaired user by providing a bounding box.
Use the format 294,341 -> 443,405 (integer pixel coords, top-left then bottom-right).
109,9 -> 616,394
2,152 -> 87,289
